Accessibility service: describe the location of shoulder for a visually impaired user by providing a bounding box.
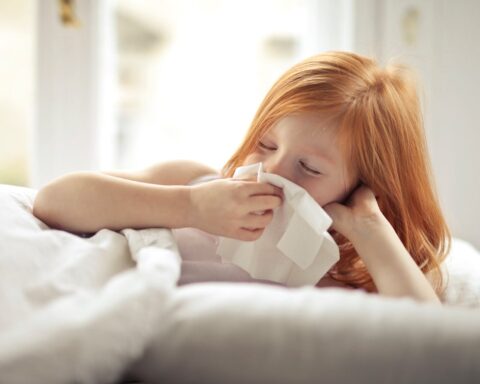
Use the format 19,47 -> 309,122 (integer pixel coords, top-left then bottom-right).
104,160 -> 219,185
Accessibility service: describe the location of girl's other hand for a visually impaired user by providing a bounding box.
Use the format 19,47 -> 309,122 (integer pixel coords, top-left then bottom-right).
188,179 -> 283,240
323,185 -> 388,244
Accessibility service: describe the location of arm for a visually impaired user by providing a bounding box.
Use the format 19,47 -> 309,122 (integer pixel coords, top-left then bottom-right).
324,186 -> 440,304
33,160 -> 282,239
33,160 -> 213,233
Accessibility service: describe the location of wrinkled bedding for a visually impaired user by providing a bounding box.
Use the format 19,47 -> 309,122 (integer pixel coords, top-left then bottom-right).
0,184 -> 479,384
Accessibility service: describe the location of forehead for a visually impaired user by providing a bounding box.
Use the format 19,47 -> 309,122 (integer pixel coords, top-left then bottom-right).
266,113 -> 343,164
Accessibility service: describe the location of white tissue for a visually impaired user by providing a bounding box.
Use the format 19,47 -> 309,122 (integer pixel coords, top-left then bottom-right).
216,163 -> 340,287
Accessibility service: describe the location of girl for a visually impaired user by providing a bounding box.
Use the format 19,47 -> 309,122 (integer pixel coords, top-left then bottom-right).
33,51 -> 450,303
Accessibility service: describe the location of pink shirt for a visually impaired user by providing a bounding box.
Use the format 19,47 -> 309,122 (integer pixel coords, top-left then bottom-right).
173,227 -> 280,286
173,174 -> 351,289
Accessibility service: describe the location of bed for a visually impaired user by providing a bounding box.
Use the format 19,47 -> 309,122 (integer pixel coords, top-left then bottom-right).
0,184 -> 479,384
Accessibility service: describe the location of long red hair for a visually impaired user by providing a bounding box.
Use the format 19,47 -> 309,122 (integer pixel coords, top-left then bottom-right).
222,51 -> 450,294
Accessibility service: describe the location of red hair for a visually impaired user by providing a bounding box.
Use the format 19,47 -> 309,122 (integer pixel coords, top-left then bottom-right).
222,51 -> 450,294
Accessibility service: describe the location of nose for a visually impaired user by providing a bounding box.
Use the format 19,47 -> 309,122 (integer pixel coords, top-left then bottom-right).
262,153 -> 291,179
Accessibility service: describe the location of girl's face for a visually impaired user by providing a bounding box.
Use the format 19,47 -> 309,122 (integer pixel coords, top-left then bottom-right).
243,112 -> 359,206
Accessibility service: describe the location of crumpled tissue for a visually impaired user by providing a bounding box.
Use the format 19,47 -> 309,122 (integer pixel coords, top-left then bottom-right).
216,162 -> 340,287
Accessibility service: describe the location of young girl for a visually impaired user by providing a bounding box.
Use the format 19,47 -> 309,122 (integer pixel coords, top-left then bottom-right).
33,51 -> 450,303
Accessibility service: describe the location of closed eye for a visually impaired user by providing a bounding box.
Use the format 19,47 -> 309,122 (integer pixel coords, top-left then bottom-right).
300,160 -> 322,175
258,141 -> 277,151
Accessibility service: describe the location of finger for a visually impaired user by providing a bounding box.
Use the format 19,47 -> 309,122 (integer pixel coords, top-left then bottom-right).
249,195 -> 282,211
227,180 -> 283,201
352,184 -> 374,199
350,185 -> 378,209
249,182 -> 284,198
323,202 -> 349,227
245,210 -> 274,228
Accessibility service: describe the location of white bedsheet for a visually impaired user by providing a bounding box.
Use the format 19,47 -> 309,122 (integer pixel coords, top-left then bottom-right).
0,185 -> 183,383
0,184 -> 479,384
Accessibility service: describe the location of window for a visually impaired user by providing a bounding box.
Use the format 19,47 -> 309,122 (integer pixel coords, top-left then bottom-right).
30,0 -> 354,186
114,0 -> 322,170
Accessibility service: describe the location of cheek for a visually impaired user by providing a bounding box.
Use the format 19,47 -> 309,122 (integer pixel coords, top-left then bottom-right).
310,189 -> 333,207
324,177 -> 359,205
295,179 -> 327,206
306,178 -> 353,207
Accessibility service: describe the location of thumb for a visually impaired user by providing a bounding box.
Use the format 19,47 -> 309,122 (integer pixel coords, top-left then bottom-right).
323,202 -> 350,231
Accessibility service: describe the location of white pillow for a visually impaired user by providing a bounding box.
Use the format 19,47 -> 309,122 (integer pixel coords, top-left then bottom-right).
441,238 -> 480,307
131,283 -> 480,384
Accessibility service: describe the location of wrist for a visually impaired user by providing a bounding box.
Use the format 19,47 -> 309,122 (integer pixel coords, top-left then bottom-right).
350,216 -> 404,267
158,185 -> 194,229
185,185 -> 199,229
349,214 -> 393,247
350,230 -> 388,279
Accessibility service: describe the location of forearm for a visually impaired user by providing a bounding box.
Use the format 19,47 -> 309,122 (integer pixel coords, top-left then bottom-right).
351,219 -> 440,304
33,172 -> 192,233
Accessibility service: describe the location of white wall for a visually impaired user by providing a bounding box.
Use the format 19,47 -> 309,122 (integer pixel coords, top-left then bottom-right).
429,0 -> 480,249
354,0 -> 480,248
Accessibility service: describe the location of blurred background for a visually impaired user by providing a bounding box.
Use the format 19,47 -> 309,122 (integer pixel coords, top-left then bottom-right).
0,0 -> 479,248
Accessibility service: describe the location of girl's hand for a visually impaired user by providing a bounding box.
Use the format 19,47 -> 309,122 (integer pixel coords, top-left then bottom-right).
325,185 -> 441,303
323,185 -> 389,244
188,179 -> 283,240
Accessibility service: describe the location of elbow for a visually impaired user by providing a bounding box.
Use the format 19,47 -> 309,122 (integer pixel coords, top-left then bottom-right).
33,184 -> 64,229
32,172 -> 88,230
32,172 -> 108,234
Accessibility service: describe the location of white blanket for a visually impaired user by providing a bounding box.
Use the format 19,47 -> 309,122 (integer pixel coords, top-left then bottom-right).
1,184 -> 480,384
0,185 -> 182,383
